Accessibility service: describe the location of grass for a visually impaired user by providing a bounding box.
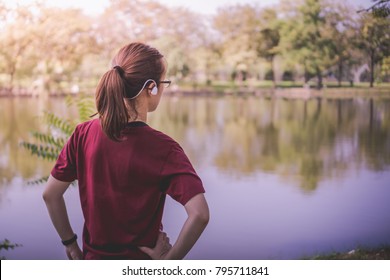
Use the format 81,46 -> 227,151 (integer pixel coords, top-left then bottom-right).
174,81 -> 390,97
307,245 -> 390,260
178,80 -> 390,90
170,80 -> 390,100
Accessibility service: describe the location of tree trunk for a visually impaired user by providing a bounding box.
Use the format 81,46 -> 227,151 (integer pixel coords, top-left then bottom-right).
304,65 -> 310,84
8,70 -> 15,95
338,59 -> 343,87
316,67 -> 323,89
271,55 -> 276,89
370,51 -> 375,88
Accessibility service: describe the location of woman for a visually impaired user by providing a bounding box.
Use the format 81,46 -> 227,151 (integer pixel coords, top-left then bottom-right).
43,42 -> 209,260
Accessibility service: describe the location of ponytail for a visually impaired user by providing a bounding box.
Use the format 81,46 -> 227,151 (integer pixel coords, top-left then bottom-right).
94,42 -> 165,141
95,69 -> 129,141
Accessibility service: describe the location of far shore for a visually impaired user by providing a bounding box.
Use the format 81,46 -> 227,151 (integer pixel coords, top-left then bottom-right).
1,84 -> 390,100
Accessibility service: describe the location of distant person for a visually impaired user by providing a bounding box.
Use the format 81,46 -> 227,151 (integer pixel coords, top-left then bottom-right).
43,42 -> 209,260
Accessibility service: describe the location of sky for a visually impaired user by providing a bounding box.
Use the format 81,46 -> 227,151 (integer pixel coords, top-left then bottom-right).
5,0 -> 277,15
5,0 -> 373,16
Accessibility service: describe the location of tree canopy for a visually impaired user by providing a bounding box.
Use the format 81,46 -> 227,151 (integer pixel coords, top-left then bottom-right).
0,0 -> 389,94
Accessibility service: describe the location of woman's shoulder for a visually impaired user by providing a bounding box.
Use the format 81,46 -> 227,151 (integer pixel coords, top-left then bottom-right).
147,126 -> 177,144
146,126 -> 182,150
78,118 -> 99,126
73,118 -> 99,135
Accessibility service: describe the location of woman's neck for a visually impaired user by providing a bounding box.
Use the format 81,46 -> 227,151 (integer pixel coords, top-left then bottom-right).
128,111 -> 147,123
126,97 -> 148,123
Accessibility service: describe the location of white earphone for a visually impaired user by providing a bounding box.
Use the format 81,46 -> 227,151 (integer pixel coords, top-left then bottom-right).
151,85 -> 158,95
130,79 -> 158,99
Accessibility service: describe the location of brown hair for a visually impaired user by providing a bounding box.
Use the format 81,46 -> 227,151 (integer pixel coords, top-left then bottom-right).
95,42 -> 164,141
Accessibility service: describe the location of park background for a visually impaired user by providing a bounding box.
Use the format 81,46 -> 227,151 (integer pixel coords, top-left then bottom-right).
0,0 -> 390,259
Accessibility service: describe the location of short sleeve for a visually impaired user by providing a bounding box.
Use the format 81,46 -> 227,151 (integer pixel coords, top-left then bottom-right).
161,143 -> 205,205
50,126 -> 79,182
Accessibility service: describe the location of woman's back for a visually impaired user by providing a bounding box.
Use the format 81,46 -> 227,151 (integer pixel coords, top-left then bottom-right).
52,119 -> 204,259
44,42 -> 208,260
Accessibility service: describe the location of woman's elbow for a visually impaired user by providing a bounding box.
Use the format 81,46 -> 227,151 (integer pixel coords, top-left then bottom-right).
42,176 -> 68,202
195,207 -> 210,228
42,188 -> 61,203
203,208 -> 210,225
186,193 -> 210,227
42,189 -> 51,203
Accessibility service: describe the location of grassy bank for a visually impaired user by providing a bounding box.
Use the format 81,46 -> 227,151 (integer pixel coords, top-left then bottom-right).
1,80 -> 390,99
171,81 -> 390,99
180,80 -> 390,91
308,245 -> 390,260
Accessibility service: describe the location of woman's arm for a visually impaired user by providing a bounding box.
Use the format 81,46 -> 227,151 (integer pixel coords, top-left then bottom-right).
140,193 -> 209,260
43,175 -> 83,260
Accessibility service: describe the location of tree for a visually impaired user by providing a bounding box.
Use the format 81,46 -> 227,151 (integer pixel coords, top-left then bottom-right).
213,4 -> 260,83
253,8 -> 281,88
357,13 -> 390,87
279,0 -> 338,88
151,6 -> 209,81
0,4 -> 38,93
30,7 -> 98,95
96,0 -> 166,53
323,2 -> 360,86
0,3 -> 98,95
97,0 -> 207,82
358,0 -> 390,18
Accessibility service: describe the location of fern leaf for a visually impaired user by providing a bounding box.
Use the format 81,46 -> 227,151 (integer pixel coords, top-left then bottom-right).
30,132 -> 66,148
76,98 -> 95,122
42,111 -> 74,136
21,96 -> 95,182
27,176 -> 50,185
19,142 -> 60,161
0,239 -> 22,251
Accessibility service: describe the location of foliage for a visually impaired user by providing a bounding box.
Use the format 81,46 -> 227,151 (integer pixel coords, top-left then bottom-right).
0,239 -> 21,259
254,8 -> 282,87
213,4 -> 259,81
280,0 -> 340,88
1,0 -> 390,91
97,0 -> 207,81
357,13 -> 390,87
0,239 -> 21,251
0,3 -> 99,94
20,95 -> 95,183
0,3 -> 37,92
358,0 -> 390,18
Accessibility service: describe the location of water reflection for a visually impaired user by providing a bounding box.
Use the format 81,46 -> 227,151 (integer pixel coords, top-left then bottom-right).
1,95 -> 390,259
150,96 -> 390,192
0,98 -> 50,183
1,96 -> 390,192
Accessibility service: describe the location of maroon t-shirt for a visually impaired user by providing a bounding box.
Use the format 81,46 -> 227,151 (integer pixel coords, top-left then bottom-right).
51,119 -> 205,259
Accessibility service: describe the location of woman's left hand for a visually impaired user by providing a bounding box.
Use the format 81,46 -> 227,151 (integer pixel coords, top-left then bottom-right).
138,231 -> 172,260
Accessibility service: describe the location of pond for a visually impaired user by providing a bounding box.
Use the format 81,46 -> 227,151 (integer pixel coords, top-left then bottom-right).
1,94 -> 390,259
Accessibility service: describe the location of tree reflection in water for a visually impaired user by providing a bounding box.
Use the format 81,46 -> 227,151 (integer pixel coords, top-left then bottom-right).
1,95 -> 390,259
150,96 -> 390,192
1,96 -> 389,193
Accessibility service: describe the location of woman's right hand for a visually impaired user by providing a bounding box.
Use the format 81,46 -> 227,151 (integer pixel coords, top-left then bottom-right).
138,231 -> 172,260
65,242 -> 83,260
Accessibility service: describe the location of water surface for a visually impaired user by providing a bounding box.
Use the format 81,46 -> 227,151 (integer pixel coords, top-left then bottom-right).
1,95 -> 389,259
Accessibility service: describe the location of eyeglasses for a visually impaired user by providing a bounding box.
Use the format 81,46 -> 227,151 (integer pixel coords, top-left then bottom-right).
159,80 -> 171,88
